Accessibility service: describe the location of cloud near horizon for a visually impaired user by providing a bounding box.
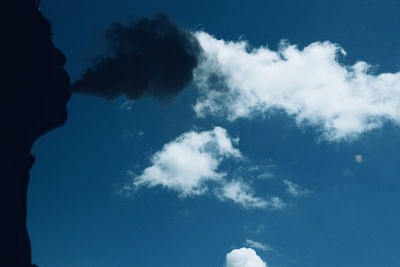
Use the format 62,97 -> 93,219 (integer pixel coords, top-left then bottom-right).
124,127 -> 282,209
193,31 -> 400,141
226,248 -> 268,267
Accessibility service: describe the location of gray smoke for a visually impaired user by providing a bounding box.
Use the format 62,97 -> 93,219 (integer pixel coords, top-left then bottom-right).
72,14 -> 201,100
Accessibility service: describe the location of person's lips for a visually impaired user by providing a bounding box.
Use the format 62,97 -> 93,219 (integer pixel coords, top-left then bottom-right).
62,69 -> 72,102
50,67 -> 71,104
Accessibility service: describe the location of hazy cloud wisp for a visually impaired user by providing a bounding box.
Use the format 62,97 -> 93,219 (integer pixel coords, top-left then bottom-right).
217,180 -> 285,209
283,179 -> 311,198
244,239 -> 274,252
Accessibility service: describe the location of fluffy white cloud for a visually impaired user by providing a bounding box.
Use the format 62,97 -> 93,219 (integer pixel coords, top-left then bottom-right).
217,180 -> 285,209
131,127 -> 241,197
194,32 -> 400,141
283,179 -> 311,198
126,127 -> 278,209
244,239 -> 274,252
226,248 -> 268,267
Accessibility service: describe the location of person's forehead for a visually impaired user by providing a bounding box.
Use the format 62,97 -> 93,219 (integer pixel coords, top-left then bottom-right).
10,5 -> 53,37
37,12 -> 52,36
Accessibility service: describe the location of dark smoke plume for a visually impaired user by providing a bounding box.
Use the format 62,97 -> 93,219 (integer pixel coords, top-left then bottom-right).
72,14 -> 202,100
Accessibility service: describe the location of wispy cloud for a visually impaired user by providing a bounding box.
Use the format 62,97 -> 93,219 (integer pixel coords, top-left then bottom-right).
257,172 -> 274,180
119,100 -> 134,111
283,179 -> 311,198
194,32 -> 400,141
122,130 -> 144,142
123,127 -> 280,209
173,210 -> 194,224
255,225 -> 265,234
226,248 -> 268,267
243,224 -> 265,235
245,239 -> 274,252
217,180 -> 285,209
248,162 -> 275,180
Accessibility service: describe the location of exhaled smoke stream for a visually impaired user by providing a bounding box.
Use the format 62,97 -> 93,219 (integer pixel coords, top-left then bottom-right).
72,14 -> 201,100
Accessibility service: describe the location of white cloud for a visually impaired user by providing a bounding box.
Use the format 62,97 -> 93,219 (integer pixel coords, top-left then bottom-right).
125,127 -> 280,209
283,179 -> 311,198
244,239 -> 274,252
131,127 -> 241,197
226,248 -> 268,267
217,180 -> 285,209
193,31 -> 400,141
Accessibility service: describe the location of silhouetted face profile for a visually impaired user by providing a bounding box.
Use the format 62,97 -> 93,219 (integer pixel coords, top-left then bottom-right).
2,0 -> 71,148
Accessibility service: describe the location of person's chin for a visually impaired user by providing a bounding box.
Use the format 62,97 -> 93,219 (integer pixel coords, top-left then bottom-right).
55,108 -> 68,127
49,78 -> 71,128
51,106 -> 69,128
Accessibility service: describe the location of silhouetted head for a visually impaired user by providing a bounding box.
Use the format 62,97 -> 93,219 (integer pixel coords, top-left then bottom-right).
1,0 -> 71,151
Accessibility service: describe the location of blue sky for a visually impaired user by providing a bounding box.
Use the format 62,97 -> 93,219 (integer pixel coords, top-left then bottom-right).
29,0 -> 400,266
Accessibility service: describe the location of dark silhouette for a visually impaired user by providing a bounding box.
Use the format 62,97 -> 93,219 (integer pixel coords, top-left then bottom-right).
72,14 -> 202,101
0,0 -> 71,266
0,2 -> 199,266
